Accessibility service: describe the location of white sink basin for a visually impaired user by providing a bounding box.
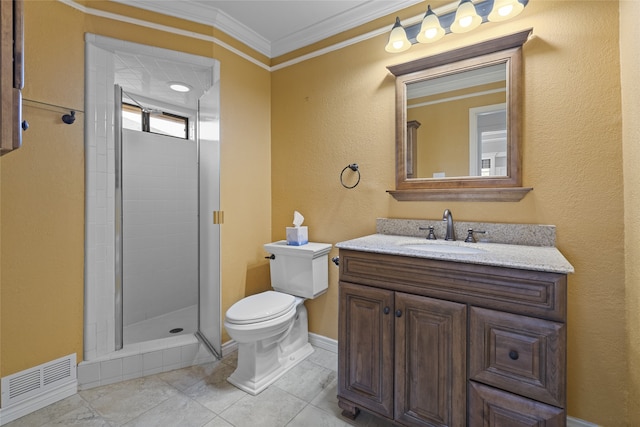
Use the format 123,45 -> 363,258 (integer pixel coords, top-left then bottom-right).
402,243 -> 486,255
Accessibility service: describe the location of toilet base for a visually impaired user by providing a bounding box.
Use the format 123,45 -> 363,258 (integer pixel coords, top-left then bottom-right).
227,342 -> 314,395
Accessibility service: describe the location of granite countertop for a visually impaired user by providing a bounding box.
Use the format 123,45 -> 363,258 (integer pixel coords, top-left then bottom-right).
335,234 -> 574,274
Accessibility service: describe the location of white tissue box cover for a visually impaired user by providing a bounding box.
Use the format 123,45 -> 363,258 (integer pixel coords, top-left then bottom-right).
286,226 -> 308,246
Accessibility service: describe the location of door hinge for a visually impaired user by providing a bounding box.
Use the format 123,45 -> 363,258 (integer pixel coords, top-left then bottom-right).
213,210 -> 224,224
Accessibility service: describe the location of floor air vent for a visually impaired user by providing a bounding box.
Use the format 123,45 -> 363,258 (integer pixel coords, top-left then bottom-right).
1,354 -> 77,409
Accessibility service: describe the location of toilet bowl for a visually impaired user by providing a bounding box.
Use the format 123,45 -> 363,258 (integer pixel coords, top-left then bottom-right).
224,241 -> 331,395
224,291 -> 313,395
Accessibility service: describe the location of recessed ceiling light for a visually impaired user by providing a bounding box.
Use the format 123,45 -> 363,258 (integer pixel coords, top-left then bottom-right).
168,82 -> 191,92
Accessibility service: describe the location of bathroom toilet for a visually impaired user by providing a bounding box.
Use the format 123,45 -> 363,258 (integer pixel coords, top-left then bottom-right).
224,241 -> 332,395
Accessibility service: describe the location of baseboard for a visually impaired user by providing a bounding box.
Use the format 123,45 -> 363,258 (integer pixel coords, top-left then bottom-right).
308,332 -> 338,353
0,379 -> 77,425
221,339 -> 238,357
567,416 -> 601,427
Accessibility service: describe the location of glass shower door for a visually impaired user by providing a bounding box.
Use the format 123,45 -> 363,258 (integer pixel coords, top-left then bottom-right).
196,79 -> 222,358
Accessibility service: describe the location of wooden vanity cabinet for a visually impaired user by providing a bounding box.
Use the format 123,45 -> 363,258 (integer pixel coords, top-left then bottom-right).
337,249 -> 568,427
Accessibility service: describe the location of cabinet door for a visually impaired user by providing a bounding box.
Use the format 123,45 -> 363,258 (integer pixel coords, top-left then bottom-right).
338,282 -> 394,419
395,292 -> 467,427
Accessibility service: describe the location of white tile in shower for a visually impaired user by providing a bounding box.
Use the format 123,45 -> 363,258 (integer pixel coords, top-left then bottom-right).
180,343 -> 201,368
96,328 -> 107,357
100,359 -> 123,386
122,355 -> 143,381
77,361 -> 100,387
163,347 -> 182,372
143,350 -> 164,376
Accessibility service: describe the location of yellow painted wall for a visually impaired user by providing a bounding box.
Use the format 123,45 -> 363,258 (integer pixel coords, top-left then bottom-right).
272,1 -> 629,424
621,0 -> 640,422
1,0 -> 86,380
0,0 -> 637,424
0,0 -> 272,380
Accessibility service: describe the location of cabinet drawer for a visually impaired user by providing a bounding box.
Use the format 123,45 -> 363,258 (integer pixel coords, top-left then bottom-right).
468,382 -> 565,427
340,250 -> 566,321
469,307 -> 565,407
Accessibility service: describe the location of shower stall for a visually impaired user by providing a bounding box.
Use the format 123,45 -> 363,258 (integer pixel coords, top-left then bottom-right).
80,35 -> 221,388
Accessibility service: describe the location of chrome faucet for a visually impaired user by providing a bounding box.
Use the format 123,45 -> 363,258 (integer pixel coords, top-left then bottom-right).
442,209 -> 455,241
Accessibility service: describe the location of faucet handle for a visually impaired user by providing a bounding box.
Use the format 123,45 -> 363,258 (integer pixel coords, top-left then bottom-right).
464,229 -> 486,243
464,229 -> 475,243
419,226 -> 437,240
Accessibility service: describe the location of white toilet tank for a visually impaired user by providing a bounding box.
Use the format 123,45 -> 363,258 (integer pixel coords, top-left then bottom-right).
264,241 -> 332,299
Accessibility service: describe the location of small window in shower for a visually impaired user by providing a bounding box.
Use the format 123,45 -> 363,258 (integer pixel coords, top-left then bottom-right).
121,103 -> 189,139
149,111 -> 188,139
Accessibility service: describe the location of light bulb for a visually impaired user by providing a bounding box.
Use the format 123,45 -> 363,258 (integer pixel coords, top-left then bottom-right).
488,0 -> 525,22
460,15 -> 473,27
498,4 -> 514,16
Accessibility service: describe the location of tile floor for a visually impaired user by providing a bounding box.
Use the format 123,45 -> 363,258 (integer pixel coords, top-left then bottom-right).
5,347 -> 395,427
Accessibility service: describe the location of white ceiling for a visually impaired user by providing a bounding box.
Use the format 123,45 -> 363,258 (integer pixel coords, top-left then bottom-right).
112,0 -> 423,58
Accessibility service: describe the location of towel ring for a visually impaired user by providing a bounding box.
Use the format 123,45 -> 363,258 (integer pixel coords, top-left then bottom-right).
340,163 -> 360,189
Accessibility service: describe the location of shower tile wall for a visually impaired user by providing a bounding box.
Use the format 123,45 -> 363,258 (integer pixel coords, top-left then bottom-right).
85,36 -> 117,360
122,129 -> 198,326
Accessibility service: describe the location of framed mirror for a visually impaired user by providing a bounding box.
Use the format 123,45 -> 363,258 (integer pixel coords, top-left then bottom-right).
387,29 -> 532,201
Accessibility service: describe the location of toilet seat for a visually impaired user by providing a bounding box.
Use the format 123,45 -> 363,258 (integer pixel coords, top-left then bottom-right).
226,291 -> 296,325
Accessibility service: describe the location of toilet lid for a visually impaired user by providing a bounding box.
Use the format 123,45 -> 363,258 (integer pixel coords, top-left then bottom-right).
226,291 -> 296,325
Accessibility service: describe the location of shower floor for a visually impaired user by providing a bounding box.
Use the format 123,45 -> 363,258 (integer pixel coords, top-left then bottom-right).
123,304 -> 197,345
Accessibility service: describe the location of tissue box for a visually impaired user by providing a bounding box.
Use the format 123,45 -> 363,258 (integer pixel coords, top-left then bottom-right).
286,226 -> 308,246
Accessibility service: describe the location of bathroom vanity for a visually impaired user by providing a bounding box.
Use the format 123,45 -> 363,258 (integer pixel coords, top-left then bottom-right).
336,221 -> 573,427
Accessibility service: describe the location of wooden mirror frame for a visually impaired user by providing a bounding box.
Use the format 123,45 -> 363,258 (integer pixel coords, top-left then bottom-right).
387,29 -> 533,202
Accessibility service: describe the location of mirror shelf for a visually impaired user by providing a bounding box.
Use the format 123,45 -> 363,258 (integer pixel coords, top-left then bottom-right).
387,29 -> 533,202
387,187 -> 533,202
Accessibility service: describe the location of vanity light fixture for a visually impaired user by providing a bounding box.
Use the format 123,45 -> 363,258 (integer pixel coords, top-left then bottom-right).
450,0 -> 482,33
416,5 -> 445,43
385,0 -> 528,52
385,17 -> 412,53
168,81 -> 191,92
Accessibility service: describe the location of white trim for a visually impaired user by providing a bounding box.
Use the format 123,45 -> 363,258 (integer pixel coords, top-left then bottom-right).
58,0 -> 452,72
308,332 -> 338,353
58,0 -> 270,71
567,416 -> 601,427
270,0 -> 423,58
409,88 -> 506,109
0,380 -> 77,426
113,0 -> 272,57
221,339 -> 239,358
468,103 -> 507,176
110,0 -> 423,58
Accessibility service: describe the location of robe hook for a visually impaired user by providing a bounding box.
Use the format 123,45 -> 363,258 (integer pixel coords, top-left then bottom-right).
62,110 -> 76,125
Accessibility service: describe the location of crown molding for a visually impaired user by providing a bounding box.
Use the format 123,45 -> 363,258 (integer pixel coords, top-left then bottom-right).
112,0 -> 423,58
113,1 -> 272,56
269,0 -> 423,57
